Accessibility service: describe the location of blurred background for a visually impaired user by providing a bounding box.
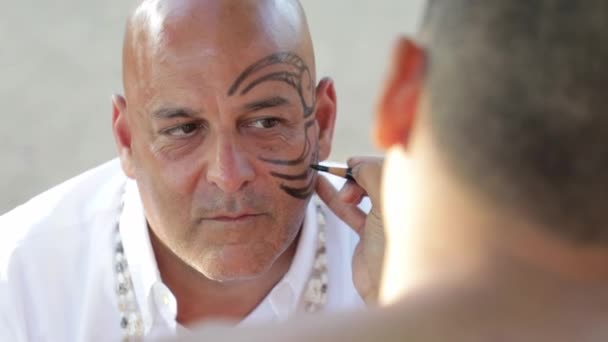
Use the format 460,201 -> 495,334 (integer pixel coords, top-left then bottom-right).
0,0 -> 426,213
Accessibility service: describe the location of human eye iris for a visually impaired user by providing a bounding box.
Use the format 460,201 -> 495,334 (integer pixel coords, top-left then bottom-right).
165,123 -> 200,137
250,118 -> 281,129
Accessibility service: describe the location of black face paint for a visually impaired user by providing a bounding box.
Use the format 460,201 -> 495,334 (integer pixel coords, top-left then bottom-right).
275,146 -> 319,200
228,52 -> 315,118
228,52 -> 319,200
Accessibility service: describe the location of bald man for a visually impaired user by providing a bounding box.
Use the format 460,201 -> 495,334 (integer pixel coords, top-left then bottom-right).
0,1 -> 380,340
178,0 -> 608,341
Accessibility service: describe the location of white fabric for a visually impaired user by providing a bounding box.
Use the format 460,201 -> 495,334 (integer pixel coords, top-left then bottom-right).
0,159 -> 365,341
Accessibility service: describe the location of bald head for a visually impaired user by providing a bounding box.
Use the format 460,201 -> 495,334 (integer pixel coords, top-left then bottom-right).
122,0 -> 315,105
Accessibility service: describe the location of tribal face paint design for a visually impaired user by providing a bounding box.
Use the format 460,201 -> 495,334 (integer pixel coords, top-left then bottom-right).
228,52 -> 318,200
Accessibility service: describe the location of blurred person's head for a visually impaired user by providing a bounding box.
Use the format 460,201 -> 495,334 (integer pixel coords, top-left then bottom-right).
111,0 -> 337,282
375,0 -> 608,302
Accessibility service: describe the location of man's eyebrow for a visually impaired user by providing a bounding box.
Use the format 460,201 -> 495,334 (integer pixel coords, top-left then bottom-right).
152,107 -> 199,119
244,96 -> 290,112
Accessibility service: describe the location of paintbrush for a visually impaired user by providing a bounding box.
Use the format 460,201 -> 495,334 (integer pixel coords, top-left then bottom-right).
309,164 -> 356,182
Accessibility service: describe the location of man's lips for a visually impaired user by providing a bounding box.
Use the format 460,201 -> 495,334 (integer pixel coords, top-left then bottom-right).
202,213 -> 265,222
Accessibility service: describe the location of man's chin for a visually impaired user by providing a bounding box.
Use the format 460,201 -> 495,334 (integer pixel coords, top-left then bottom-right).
196,245 -> 277,282
199,265 -> 273,283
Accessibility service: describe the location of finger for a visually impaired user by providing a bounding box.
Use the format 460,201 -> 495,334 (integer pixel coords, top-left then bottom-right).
315,174 -> 339,204
316,176 -> 367,235
338,181 -> 367,205
347,156 -> 383,168
346,158 -> 384,203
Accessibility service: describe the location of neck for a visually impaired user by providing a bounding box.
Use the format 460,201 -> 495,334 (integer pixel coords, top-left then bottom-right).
149,227 -> 299,326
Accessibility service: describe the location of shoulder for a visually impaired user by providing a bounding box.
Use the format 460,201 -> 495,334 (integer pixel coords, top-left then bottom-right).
0,160 -> 126,337
0,159 -> 126,278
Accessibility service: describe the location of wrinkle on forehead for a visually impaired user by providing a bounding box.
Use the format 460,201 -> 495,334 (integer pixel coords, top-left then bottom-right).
122,0 -> 315,104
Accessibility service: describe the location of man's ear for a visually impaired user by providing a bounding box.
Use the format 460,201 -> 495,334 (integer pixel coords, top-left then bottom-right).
111,94 -> 136,178
375,37 -> 425,150
314,77 -> 337,161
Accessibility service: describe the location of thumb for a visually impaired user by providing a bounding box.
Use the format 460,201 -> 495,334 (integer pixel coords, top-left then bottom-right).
347,157 -> 383,205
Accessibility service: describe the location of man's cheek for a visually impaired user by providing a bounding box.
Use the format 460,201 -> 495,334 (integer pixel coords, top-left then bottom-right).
155,156 -> 205,197
257,123 -> 319,200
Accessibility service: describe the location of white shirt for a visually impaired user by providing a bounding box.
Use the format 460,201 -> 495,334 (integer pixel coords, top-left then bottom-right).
0,159 -> 364,341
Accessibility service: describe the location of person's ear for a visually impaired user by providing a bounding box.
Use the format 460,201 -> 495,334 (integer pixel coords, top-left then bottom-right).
314,77 -> 337,161
375,37 -> 426,150
111,94 -> 135,178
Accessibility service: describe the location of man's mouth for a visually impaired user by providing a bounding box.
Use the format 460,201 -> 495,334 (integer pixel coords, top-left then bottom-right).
204,213 -> 264,222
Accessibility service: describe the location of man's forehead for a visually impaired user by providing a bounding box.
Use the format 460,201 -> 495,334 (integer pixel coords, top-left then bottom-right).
124,0 -> 315,105
130,0 -> 306,51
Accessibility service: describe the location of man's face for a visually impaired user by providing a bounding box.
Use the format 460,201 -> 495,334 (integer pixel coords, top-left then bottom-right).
121,33 -> 333,281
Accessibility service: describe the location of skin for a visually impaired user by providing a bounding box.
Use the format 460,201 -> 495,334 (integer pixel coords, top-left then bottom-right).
111,0 -> 337,324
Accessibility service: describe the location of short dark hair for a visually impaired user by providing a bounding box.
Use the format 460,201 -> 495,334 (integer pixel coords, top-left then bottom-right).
421,0 -> 608,243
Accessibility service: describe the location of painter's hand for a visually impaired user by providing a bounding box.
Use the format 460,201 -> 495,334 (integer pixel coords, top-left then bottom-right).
315,157 -> 384,305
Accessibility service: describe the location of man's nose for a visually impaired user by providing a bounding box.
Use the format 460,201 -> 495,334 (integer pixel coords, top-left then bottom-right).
206,135 -> 255,193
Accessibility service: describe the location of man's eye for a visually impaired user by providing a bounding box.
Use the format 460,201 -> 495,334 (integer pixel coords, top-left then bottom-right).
249,118 -> 281,129
165,123 -> 201,137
